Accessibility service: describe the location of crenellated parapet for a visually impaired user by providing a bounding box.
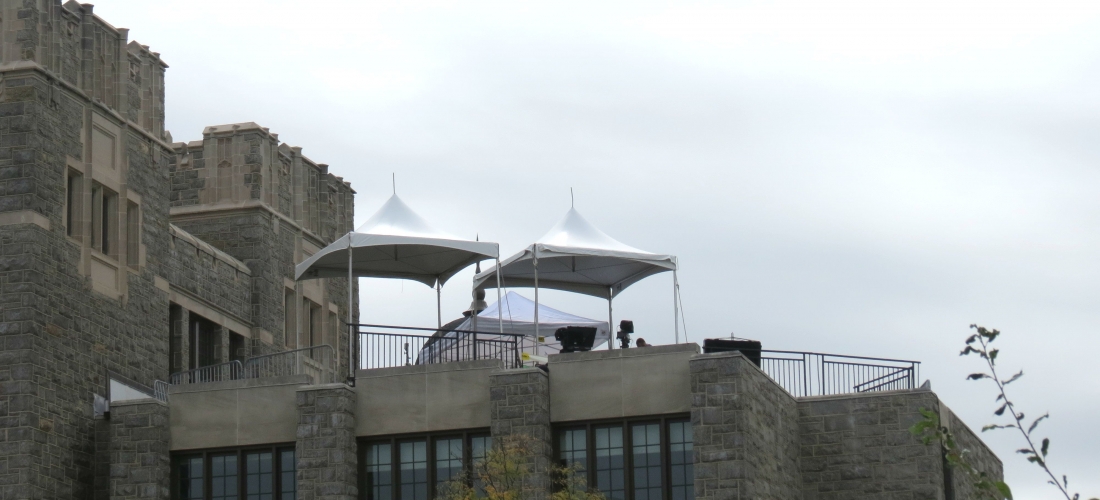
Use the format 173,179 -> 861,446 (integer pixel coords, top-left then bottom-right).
0,1 -> 168,138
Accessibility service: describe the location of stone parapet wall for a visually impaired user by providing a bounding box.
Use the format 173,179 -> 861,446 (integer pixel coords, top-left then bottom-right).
108,399 -> 170,500
489,368 -> 553,500
690,352 -> 803,500
296,384 -> 358,500
166,224 -> 252,322
942,404 -> 1003,500
798,390 -> 946,500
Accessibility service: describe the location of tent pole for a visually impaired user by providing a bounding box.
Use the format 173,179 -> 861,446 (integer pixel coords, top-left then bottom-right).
673,270 -> 680,344
533,251 -> 539,344
347,235 -> 354,381
608,287 -> 613,350
496,256 -> 503,336
436,281 -> 442,330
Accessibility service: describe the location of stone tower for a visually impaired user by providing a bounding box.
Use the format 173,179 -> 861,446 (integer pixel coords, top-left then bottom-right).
0,2 -> 357,498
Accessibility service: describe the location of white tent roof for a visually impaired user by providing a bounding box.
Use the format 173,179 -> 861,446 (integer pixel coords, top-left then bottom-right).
295,194 -> 498,286
451,291 -> 610,346
473,208 -> 676,298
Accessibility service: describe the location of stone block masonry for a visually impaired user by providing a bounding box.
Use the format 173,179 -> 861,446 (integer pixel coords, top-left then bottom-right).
108,399 -> 171,500
798,390 -> 946,500
296,384 -> 358,500
690,352 -> 803,500
489,368 -> 553,500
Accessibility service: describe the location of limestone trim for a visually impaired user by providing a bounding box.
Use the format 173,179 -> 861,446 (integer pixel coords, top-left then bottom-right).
0,210 -> 51,230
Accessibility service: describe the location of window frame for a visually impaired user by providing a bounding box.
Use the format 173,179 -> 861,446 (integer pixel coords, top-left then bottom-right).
170,443 -> 296,500
358,429 -> 492,500
553,414 -> 691,500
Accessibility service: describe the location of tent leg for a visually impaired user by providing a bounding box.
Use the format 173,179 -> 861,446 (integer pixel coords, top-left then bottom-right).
436,281 -> 442,330
533,254 -> 539,347
673,270 -> 680,344
496,256 -> 503,335
347,235 -> 354,381
607,288 -> 613,350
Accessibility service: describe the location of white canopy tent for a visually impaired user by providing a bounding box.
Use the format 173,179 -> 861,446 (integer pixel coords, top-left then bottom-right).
473,207 -> 679,347
295,194 -> 502,379
420,292 -> 610,363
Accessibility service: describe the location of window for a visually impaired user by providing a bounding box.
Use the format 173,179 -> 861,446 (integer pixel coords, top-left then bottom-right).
210,454 -> 238,500
400,440 -> 428,500
360,431 -> 490,500
90,182 -> 117,256
171,446 -> 295,500
126,200 -> 140,268
66,170 -> 82,239
305,300 -> 321,349
667,422 -> 693,500
555,417 -> 692,500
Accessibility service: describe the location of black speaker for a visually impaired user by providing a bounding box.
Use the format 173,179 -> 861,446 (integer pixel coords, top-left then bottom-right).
703,339 -> 762,367
555,326 -> 598,353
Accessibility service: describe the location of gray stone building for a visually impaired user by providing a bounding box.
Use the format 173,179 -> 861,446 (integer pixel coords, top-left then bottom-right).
0,2 -> 1002,500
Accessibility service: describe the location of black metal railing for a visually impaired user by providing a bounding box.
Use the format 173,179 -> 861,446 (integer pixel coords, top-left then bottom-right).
758,350 -> 920,397
357,324 -> 525,370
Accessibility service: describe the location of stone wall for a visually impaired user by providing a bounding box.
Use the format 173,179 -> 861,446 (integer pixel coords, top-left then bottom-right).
942,405 -> 1003,500
166,224 -> 252,322
108,399 -> 170,500
690,352 -> 803,500
489,368 -> 553,500
296,384 -> 358,500
798,390 -> 946,500
0,62 -> 174,497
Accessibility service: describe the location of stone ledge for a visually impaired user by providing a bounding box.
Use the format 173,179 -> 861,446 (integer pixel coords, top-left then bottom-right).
168,374 -> 311,395
0,210 -> 50,230
356,358 -> 503,379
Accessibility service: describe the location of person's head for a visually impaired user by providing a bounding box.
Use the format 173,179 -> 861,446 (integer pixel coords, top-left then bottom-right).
636,338 -> 649,347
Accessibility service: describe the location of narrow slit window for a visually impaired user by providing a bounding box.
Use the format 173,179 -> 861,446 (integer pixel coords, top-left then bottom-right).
66,170 -> 82,239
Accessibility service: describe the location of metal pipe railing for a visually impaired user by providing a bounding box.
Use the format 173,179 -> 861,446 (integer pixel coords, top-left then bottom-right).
169,360 -> 243,385
758,350 -> 920,397
356,324 -> 525,370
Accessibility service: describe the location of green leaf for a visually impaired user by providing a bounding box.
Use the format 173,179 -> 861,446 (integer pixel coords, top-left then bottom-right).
995,403 -> 1008,416
1028,414 -> 1048,434
1041,438 -> 1049,457
966,334 -> 978,344
989,349 -> 999,360
995,481 -> 1013,500
968,373 -> 991,380
1016,448 -> 1033,455
1003,370 -> 1024,385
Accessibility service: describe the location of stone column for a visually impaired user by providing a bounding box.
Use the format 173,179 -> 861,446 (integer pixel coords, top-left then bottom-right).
108,398 -> 170,500
169,305 -> 190,373
296,384 -> 357,500
489,367 -> 553,500
690,352 -> 802,500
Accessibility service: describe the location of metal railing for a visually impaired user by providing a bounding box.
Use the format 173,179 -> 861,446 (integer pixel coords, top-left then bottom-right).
757,350 -> 920,397
153,380 -> 170,403
169,345 -> 337,386
242,345 -> 336,384
169,360 -> 243,385
358,323 -> 525,370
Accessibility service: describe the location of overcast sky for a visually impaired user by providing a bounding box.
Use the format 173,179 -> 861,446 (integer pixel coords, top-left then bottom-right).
103,1 -> 1099,495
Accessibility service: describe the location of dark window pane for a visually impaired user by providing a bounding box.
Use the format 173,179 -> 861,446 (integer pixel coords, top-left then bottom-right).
177,456 -> 204,500
632,423 -> 662,500
400,440 -> 428,500
246,451 -> 273,500
469,435 -> 492,495
669,421 -> 694,500
559,429 -> 587,471
594,426 -> 625,500
280,449 -> 296,500
435,437 -> 464,493
211,454 -> 239,500
365,443 -> 393,500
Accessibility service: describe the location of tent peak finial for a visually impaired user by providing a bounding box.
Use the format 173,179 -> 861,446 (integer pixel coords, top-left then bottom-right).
570,187 -> 574,208
392,173 -> 396,194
